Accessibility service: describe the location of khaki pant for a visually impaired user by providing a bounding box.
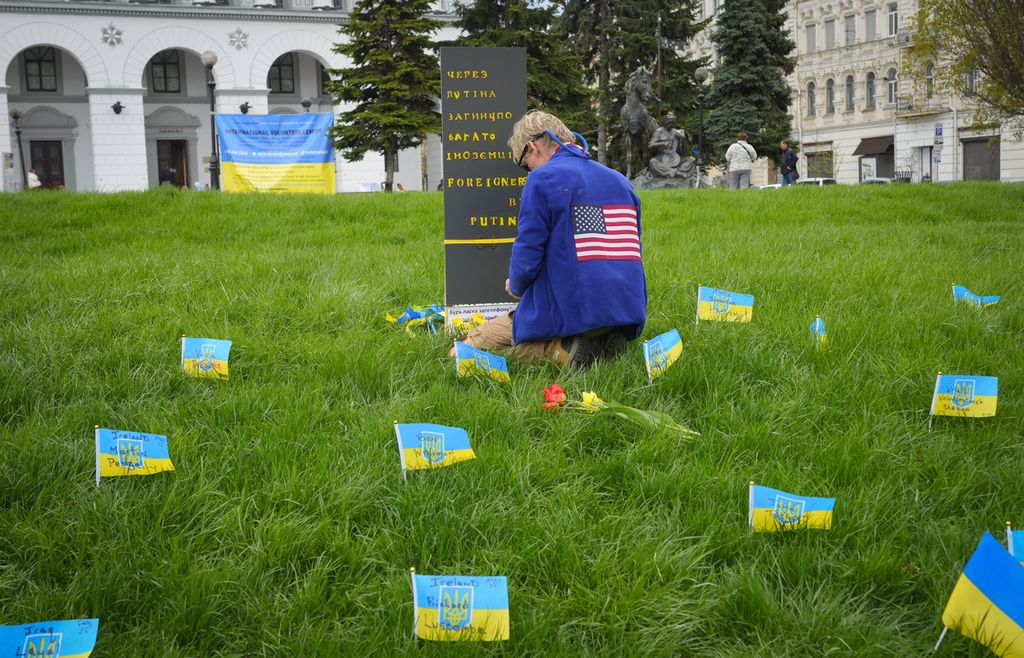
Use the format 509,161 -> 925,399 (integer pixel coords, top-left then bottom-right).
462,310 -> 572,366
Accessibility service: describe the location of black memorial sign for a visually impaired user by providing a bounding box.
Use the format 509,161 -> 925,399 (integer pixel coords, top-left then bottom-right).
441,47 -> 527,316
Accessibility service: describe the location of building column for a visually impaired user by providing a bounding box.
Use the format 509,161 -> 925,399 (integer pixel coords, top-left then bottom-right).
87,87 -> 148,192
0,87 -> 16,192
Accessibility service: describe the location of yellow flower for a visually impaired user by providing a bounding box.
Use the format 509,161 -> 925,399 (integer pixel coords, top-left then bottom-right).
471,313 -> 485,327
579,391 -> 605,413
385,313 -> 397,324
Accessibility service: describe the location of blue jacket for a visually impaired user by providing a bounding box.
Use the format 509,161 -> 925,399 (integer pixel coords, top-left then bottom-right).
509,147 -> 647,344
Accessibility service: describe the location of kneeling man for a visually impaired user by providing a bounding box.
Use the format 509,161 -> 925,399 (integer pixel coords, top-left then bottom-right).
457,110 -> 648,368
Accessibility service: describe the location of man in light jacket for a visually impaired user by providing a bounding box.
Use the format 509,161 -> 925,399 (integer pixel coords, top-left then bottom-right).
725,132 -> 757,189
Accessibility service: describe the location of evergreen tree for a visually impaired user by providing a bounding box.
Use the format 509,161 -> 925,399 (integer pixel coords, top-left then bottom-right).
327,0 -> 440,192
560,0 -> 703,170
454,1 -> 596,135
705,0 -> 794,166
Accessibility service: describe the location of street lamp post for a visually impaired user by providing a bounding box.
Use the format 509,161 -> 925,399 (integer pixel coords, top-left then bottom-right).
200,51 -> 220,190
8,109 -> 28,190
694,67 -> 709,185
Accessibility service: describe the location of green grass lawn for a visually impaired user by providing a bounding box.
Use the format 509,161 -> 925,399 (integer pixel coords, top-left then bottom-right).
1,183 -> 1022,657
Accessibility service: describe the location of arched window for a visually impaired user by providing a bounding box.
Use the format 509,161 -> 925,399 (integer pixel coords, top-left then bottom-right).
925,63 -> 934,99
866,72 -> 876,108
149,50 -> 181,94
845,76 -> 855,110
966,69 -> 979,95
268,53 -> 295,94
24,47 -> 58,92
826,79 -> 835,113
887,67 -> 898,104
807,82 -> 816,115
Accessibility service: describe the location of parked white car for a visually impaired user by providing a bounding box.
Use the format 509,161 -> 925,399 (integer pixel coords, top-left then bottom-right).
796,177 -> 839,186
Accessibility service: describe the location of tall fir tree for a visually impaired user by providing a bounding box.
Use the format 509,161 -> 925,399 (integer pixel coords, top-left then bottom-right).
560,0 -> 703,171
327,0 -> 440,192
704,0 -> 794,166
454,1 -> 596,135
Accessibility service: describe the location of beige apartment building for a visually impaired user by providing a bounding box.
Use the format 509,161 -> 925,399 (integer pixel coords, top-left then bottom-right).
688,0 -> 1022,184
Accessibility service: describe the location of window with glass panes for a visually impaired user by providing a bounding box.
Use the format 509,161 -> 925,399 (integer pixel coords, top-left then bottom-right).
845,76 -> 855,110
887,68 -> 897,104
24,47 -> 57,92
268,53 -> 295,94
826,79 -> 835,113
806,24 -> 816,53
807,82 -> 816,115
825,19 -> 836,50
844,15 -> 856,45
866,72 -> 876,108
150,50 -> 181,93
865,10 -> 876,40
925,64 -> 934,99
887,3 -> 898,36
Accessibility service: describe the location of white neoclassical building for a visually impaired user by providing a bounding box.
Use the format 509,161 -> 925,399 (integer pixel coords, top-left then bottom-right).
687,0 -> 1023,184
1,0 -> 458,192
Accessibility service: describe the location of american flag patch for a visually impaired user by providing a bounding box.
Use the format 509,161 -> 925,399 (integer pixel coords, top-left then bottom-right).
572,204 -> 641,262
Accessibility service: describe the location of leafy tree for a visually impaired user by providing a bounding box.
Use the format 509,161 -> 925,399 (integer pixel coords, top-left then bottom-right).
327,0 -> 441,192
453,0 -> 596,135
910,0 -> 1024,136
559,0 -> 703,169
704,0 -> 794,166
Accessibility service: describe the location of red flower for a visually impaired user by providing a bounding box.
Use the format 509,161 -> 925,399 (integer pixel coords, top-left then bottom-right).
542,384 -> 567,410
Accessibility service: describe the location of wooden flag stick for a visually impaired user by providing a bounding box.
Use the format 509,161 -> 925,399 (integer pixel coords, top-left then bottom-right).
409,567 -> 418,642
933,626 -> 948,652
94,425 -> 101,488
1008,521 -> 1015,555
748,480 -> 755,530
929,371 -> 941,433
394,420 -> 406,483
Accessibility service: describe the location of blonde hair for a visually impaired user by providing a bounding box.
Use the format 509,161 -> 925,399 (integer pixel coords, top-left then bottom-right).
508,110 -> 574,159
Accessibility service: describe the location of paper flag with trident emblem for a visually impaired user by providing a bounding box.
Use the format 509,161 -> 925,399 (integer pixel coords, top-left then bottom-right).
411,571 -> 509,641
394,423 -> 475,477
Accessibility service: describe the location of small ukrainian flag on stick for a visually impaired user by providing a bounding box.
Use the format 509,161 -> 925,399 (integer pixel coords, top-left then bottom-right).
748,481 -> 835,532
454,342 -> 510,383
394,421 -> 476,481
810,315 -> 827,349
181,336 -> 232,380
410,568 -> 510,642
936,532 -> 1024,656
929,372 -> 998,431
952,284 -> 1000,309
95,426 -> 175,486
643,328 -> 683,382
696,286 -> 754,327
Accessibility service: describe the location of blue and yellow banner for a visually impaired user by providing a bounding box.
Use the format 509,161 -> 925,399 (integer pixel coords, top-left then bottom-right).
749,483 -> 835,531
217,113 -> 336,194
1007,524 -> 1024,566
953,284 -> 1000,309
181,337 -> 231,380
95,427 -> 174,485
697,286 -> 754,323
810,316 -> 827,347
395,422 -> 475,473
412,573 -> 509,642
942,532 -> 1024,657
644,329 -> 682,381
0,619 -> 99,658
930,374 -> 998,418
454,342 -> 510,383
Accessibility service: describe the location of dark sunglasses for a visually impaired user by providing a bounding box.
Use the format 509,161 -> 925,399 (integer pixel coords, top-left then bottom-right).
515,132 -> 546,171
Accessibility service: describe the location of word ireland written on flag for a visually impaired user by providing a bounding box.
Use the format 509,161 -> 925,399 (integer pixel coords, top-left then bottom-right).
571,204 -> 641,262
952,284 -> 1000,309
394,423 -> 476,473
0,619 -> 99,658
643,328 -> 682,381
941,532 -> 1024,657
697,286 -> 754,323
95,427 -> 175,485
930,374 -> 998,418
181,337 -> 232,380
454,342 -> 510,383
749,483 -> 835,532
412,573 -> 509,642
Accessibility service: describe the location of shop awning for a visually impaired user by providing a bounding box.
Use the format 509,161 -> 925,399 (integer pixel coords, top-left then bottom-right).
852,136 -> 894,156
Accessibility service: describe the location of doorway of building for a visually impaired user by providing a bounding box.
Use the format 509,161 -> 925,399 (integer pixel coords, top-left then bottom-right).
962,138 -> 1000,181
156,140 -> 188,187
29,140 -> 64,189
